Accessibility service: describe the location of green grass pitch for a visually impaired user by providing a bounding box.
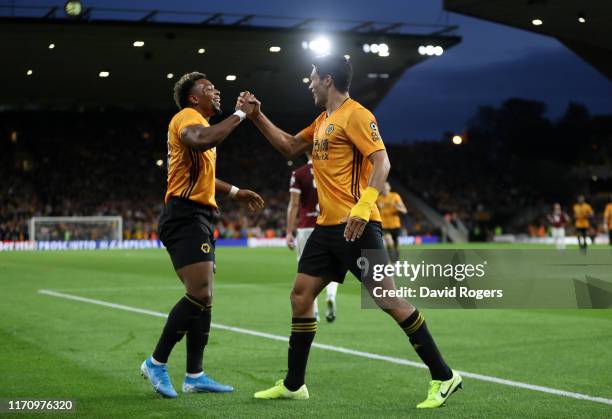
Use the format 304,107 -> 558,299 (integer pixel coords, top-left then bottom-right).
1,244 -> 611,418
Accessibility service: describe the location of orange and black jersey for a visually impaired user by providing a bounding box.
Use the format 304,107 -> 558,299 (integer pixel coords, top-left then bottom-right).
377,192 -> 403,229
298,98 -> 385,226
164,108 -> 217,208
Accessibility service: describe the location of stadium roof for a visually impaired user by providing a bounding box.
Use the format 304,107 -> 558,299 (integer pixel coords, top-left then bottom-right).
444,0 -> 612,81
0,5 -> 460,123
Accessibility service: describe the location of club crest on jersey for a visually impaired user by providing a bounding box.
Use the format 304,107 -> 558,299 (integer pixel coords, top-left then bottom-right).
201,243 -> 211,253
325,124 -> 334,135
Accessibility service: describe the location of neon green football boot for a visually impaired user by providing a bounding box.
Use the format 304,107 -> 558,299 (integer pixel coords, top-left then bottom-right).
416,370 -> 463,408
254,379 -> 309,400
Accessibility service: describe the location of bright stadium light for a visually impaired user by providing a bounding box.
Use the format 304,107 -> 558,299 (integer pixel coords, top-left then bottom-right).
302,77 -> 310,83
197,48 -> 206,54
367,73 -> 378,79
418,46 -> 426,55
434,46 -> 444,56
156,159 -> 163,167
133,41 -> 145,47
578,13 -> 586,23
166,73 -> 174,79
307,37 -> 331,55
344,54 -> 350,60
98,71 -> 110,78
532,18 -> 543,26
379,73 -> 389,78
26,69 -> 33,76
362,43 -> 370,53
48,43 -> 55,49
269,46 -> 281,52
452,135 -> 463,145
425,45 -> 435,56
226,74 -> 237,81
370,44 -> 379,54
64,1 -> 83,18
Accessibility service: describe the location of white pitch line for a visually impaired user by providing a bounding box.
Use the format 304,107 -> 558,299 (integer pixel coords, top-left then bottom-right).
38,289 -> 612,406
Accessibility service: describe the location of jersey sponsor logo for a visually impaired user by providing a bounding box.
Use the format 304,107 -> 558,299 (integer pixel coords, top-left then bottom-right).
313,138 -> 329,160
325,123 -> 334,135
201,243 -> 211,253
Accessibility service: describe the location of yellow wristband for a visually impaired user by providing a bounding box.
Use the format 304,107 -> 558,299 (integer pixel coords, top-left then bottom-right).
349,186 -> 380,222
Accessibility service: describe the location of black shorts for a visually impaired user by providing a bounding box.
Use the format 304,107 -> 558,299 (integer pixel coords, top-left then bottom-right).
297,222 -> 387,283
158,197 -> 218,270
577,227 -> 588,237
383,228 -> 401,244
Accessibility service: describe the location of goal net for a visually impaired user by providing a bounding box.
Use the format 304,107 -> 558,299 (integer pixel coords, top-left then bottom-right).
29,216 -> 123,242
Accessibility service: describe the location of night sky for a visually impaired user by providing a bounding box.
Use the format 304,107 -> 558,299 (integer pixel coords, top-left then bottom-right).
11,0 -> 612,142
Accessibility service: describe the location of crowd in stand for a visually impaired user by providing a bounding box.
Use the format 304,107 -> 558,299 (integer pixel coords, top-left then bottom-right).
3,101 -> 610,242
1,110 -> 315,241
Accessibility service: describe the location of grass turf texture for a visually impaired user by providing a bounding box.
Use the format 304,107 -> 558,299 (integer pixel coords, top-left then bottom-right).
1,244 -> 611,418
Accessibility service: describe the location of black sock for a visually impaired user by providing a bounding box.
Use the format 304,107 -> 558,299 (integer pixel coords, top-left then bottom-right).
152,294 -> 207,364
399,310 -> 452,381
284,318 -> 317,391
186,305 -> 211,374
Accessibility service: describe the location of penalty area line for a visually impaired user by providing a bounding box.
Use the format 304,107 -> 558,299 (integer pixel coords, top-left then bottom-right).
38,289 -> 612,406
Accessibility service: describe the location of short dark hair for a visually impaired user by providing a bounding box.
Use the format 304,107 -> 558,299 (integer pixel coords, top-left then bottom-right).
312,54 -> 353,93
173,72 -> 207,109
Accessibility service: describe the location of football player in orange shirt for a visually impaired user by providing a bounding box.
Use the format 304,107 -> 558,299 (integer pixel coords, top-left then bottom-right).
239,55 -> 461,408
140,72 -> 264,398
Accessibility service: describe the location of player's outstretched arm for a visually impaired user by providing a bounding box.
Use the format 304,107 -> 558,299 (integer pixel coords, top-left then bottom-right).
180,117 -> 241,151
180,95 -> 255,151
237,92 -> 311,159
215,178 -> 264,213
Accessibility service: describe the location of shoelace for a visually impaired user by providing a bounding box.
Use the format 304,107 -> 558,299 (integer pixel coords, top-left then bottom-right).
427,381 -> 442,399
156,365 -> 172,386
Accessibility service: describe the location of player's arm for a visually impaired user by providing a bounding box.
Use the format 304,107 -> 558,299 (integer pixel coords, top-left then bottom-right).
395,195 -> 408,215
286,191 -> 300,250
180,114 -> 244,151
344,150 -> 391,241
215,178 -> 264,213
237,93 -> 311,159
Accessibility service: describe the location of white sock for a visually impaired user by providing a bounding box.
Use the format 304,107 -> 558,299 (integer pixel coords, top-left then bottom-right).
313,298 -> 319,318
186,371 -> 204,378
150,356 -> 165,366
326,282 -> 338,302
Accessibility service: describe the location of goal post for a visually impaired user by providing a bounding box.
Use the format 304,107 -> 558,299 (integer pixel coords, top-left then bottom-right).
29,216 -> 123,242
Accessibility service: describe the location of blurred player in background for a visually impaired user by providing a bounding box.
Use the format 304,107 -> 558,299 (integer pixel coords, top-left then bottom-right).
140,72 -> 264,398
547,203 -> 569,250
287,152 -> 338,322
239,55 -> 461,409
376,182 -> 407,261
604,195 -> 612,246
573,195 -> 593,251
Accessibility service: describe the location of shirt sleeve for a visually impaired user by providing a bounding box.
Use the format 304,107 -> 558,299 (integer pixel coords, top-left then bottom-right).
344,108 -> 385,157
175,108 -> 206,135
289,170 -> 302,194
297,118 -> 318,144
